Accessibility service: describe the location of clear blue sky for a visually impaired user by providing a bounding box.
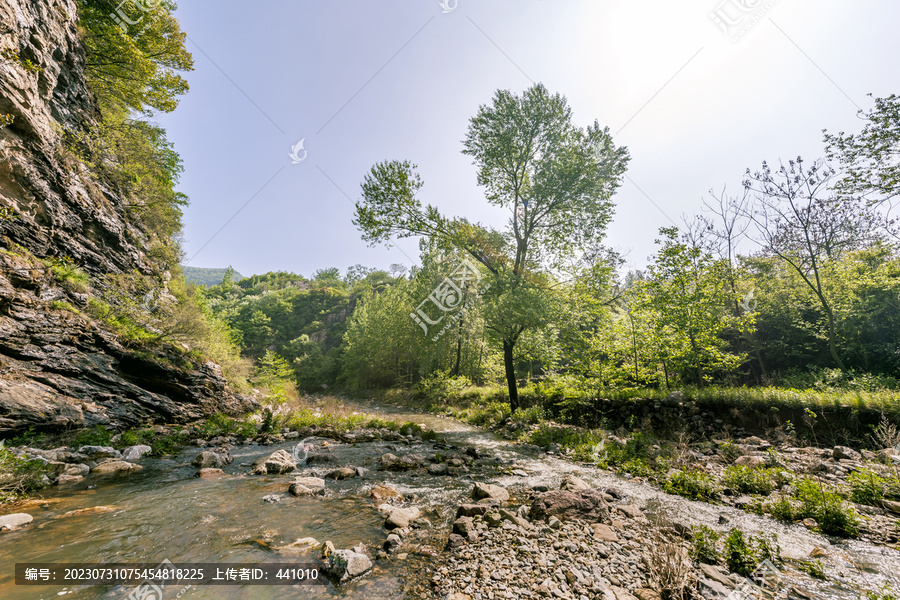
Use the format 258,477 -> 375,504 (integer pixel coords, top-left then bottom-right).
156,0 -> 900,278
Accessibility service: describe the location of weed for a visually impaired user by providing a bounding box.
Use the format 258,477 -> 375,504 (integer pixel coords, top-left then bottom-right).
848,469 -> 900,506
0,442 -> 51,504
719,440 -> 742,464
723,465 -> 784,495
664,469 -> 720,501
72,425 -> 112,447
724,528 -> 756,576
797,560 -> 826,580
690,525 -> 721,565
793,477 -> 860,537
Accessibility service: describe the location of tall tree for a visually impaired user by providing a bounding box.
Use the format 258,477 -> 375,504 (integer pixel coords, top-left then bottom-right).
354,83 -> 629,409
742,157 -> 888,371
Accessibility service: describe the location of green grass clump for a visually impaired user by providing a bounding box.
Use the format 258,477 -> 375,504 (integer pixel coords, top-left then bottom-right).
793,477 -> 860,537
0,442 -> 52,504
723,529 -> 780,577
527,423 -> 605,462
848,468 -> 900,506
664,469 -> 720,501
691,525 -> 721,564
719,440 -> 742,464
797,559 -> 826,580
723,465 -> 787,495
195,413 -> 257,439
71,425 -> 113,447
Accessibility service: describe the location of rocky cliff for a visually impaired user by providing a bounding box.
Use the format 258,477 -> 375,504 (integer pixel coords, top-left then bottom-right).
0,0 -> 256,434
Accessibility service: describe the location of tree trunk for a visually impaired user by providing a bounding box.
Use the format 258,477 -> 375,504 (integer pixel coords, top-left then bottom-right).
453,314 -> 464,377
823,305 -> 846,371
503,338 -> 519,412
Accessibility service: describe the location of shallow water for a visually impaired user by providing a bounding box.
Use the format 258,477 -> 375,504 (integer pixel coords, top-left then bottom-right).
2,403 -> 899,599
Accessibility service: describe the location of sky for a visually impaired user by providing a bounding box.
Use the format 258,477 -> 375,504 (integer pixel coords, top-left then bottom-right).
152,0 -> 900,279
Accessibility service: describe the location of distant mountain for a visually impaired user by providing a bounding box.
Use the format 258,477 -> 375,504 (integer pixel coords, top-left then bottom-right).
182,266 -> 245,286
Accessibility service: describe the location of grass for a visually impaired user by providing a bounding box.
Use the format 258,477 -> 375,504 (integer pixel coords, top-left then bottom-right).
848,468 -> 900,506
723,529 -> 780,577
691,525 -> 721,564
664,469 -> 721,501
723,465 -> 789,496
792,477 -> 861,537
0,442 -> 51,504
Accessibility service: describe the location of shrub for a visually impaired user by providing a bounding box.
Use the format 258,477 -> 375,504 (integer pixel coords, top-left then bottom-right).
723,465 -> 782,495
719,440 -> 742,464
798,560 -> 826,580
724,529 -> 756,576
0,442 -> 51,503
72,425 -> 112,447
793,477 -> 860,537
848,468 -> 900,506
691,525 -> 721,565
512,405 -> 545,425
766,496 -> 796,522
664,469 -> 720,501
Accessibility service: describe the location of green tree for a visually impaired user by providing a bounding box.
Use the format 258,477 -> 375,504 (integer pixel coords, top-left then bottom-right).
354,83 -> 629,409
635,227 -> 748,384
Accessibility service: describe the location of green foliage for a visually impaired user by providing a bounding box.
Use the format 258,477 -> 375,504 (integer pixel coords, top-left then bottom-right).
863,586 -> 900,600
72,425 -> 112,447
719,440 -> 741,464
848,468 -> 900,506
792,477 -> 860,537
664,469 -> 720,501
512,405 -> 545,425
77,0 -> 193,115
182,266 -> 245,286
44,257 -> 90,291
797,560 -> 826,580
526,423 -> 604,462
0,442 -> 52,504
691,525 -> 721,565
723,465 -> 785,495
724,529 -> 756,576
195,414 -> 256,439
1,47 -> 43,73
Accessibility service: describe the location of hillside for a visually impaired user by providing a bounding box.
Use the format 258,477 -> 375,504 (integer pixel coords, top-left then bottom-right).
182,266 -> 245,286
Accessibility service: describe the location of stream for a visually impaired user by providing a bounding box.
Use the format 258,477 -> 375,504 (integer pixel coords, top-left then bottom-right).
2,402 -> 899,599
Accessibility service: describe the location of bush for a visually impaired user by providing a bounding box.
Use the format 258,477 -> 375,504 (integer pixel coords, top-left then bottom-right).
664,470 -> 720,501
766,496 -> 796,522
723,465 -> 784,495
719,440 -> 742,464
512,405 -> 545,425
724,529 -> 756,576
691,525 -> 721,565
0,443 -> 51,503
848,468 -> 900,505
72,425 -> 112,447
527,424 -> 604,462
793,477 -> 860,537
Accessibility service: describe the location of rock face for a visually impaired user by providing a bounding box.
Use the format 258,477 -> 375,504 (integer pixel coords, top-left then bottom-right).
0,0 -> 256,435
530,490 -> 610,523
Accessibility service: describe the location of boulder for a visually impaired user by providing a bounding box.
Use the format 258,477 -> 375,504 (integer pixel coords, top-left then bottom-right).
305,453 -> 338,465
324,467 -> 357,481
195,468 -> 226,479
384,533 -> 402,552
591,523 -> 619,542
293,476 -> 326,488
0,513 -> 33,531
121,445 -> 152,461
380,453 -> 424,471
77,446 -> 121,460
833,446 -> 861,461
617,504 -> 644,519
427,463 -> 450,476
453,516 -> 476,537
369,484 -> 403,502
560,474 -> 590,491
324,549 -> 373,585
384,506 -> 421,529
456,504 -> 489,518
472,482 -> 509,502
56,474 -> 84,485
530,489 -> 610,523
91,459 -> 142,474
192,449 -> 233,469
251,449 -> 295,475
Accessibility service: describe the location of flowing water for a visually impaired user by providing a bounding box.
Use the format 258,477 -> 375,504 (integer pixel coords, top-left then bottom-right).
1,402 -> 899,599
